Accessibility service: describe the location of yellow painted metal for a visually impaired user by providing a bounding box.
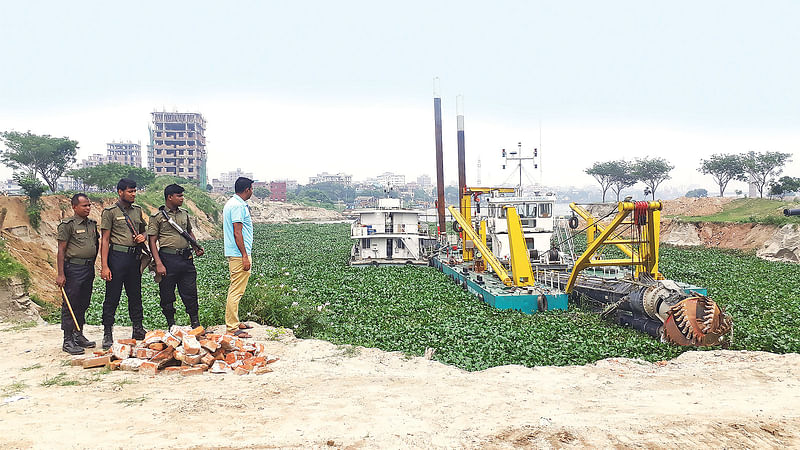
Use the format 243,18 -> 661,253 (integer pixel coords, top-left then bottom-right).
448,205 -> 512,286
479,220 -> 487,249
505,206 -> 535,286
565,201 -> 663,293
461,195 -> 473,261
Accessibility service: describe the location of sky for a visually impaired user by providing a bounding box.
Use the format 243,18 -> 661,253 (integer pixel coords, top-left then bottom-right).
1,1 -> 799,195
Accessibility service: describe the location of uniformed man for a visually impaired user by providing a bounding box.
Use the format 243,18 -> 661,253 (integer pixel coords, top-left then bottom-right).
147,184 -> 204,329
56,193 -> 99,355
100,178 -> 148,349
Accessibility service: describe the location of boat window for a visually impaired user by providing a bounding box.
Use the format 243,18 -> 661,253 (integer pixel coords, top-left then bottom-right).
362,238 -> 370,248
526,203 -> 538,218
539,203 -> 552,218
499,206 -> 506,218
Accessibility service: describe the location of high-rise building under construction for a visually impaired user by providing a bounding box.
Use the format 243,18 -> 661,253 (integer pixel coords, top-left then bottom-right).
148,111 -> 208,185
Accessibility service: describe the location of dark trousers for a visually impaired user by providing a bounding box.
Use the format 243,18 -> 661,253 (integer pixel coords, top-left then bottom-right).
102,250 -> 143,327
158,251 -> 199,321
61,262 -> 94,331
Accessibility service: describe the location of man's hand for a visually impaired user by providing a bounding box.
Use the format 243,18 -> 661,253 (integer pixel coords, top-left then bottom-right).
133,234 -> 146,244
101,267 -> 112,281
242,254 -> 251,272
56,274 -> 66,287
194,247 -> 204,257
156,263 -> 167,277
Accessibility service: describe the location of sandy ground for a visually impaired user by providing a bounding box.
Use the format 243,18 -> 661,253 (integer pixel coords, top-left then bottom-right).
0,322 -> 798,449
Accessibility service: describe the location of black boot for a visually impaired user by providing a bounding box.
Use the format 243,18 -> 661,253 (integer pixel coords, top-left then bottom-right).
102,327 -> 114,350
165,314 -> 175,329
132,324 -> 147,340
190,315 -> 201,330
62,330 -> 84,355
74,331 -> 96,348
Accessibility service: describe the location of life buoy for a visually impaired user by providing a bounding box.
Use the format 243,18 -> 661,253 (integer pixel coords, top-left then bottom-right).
537,294 -> 548,312
452,221 -> 463,233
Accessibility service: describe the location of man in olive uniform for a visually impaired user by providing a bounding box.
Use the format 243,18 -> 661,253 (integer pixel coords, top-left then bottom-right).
100,178 -> 148,348
147,184 -> 204,329
56,193 -> 99,355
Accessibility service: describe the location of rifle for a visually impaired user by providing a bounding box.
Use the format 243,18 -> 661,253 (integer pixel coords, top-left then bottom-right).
116,202 -> 153,274
159,206 -> 204,253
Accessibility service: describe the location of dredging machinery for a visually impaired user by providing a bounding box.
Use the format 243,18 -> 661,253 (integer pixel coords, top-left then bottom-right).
426,86 -> 732,347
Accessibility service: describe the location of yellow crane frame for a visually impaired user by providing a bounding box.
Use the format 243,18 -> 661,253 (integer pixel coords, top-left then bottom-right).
459,187 -> 516,262
565,201 -> 662,293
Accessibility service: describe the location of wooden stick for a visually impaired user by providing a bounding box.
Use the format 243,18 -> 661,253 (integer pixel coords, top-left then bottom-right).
60,287 -> 81,332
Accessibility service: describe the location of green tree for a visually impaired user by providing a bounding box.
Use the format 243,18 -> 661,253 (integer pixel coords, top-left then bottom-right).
741,151 -> 792,198
413,188 -> 432,202
13,172 -> 48,229
253,186 -> 271,199
0,131 -> 78,192
768,176 -> 800,199
67,163 -> 154,191
632,157 -> 674,200
699,153 -> 746,197
608,160 -> 637,202
685,188 -> 708,198
585,161 -> 617,202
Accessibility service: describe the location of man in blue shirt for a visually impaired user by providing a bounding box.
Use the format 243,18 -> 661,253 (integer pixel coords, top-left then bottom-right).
223,177 -> 254,337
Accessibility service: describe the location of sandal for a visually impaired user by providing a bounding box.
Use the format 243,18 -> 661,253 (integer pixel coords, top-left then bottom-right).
232,330 -> 252,338
238,322 -> 254,330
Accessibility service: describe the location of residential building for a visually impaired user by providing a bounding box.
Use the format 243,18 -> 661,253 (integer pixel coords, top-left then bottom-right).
376,172 -> 405,188
274,179 -> 298,191
106,141 -> 142,167
148,111 -> 208,185
78,153 -> 106,168
416,174 -> 432,188
269,181 -> 287,202
309,172 -> 352,186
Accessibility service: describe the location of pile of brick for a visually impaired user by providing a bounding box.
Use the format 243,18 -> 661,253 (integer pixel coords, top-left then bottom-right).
72,326 -> 278,376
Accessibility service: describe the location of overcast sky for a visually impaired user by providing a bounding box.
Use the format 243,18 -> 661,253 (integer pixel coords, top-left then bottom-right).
1,1 -> 798,194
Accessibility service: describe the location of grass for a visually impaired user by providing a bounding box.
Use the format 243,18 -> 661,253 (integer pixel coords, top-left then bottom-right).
111,378 -> 136,388
116,396 -> 147,406
678,198 -> 800,226
3,381 -> 27,395
0,321 -> 37,332
0,240 -> 30,286
41,371 -> 104,387
21,363 -> 42,372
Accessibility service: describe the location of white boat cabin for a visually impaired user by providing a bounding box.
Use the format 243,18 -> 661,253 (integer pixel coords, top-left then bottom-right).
350,198 -> 428,266
480,191 -> 556,262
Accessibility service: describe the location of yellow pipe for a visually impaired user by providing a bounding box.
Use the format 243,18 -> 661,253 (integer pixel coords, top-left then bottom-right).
448,206 -> 512,286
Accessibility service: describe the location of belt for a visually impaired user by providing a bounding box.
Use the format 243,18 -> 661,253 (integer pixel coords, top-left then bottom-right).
111,244 -> 138,254
67,257 -> 94,265
159,247 -> 191,255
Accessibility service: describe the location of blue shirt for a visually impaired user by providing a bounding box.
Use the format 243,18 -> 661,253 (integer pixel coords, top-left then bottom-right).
223,194 -> 253,257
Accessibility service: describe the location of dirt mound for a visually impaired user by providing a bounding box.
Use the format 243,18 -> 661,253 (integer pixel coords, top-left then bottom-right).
661,196 -> 733,217
660,220 -> 777,250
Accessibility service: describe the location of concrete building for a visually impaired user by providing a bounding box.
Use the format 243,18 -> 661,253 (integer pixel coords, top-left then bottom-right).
269,181 -> 287,202
274,179 -> 298,191
416,174 -> 432,188
78,153 -> 106,168
106,141 -> 142,167
148,111 -> 208,185
309,172 -> 352,186
377,172 -> 406,188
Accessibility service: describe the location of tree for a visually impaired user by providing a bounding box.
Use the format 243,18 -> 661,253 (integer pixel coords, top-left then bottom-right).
585,161 -> 617,202
608,160 -> 637,202
699,153 -> 746,197
768,176 -> 800,199
13,172 -> 48,229
686,188 -> 708,198
632,157 -> 674,200
0,131 -> 78,192
253,186 -> 271,199
68,163 -> 154,191
741,151 -> 792,198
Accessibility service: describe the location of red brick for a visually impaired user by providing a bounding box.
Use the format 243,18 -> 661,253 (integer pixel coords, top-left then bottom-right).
210,360 -> 230,373
139,360 -> 159,375
206,333 -> 222,342
212,349 -> 225,360
111,342 -> 132,360
174,349 -> 186,363
163,366 -> 182,374
234,367 -> 250,376
251,356 -> 266,364
164,333 -> 182,349
188,326 -> 205,337
144,330 -> 166,345
93,350 -> 109,356
224,353 -> 237,365
135,348 -> 153,359
148,343 -> 166,351
199,339 -> 219,353
182,336 -> 201,355
117,338 -> 137,346
219,335 -> 234,350
242,344 -> 257,353
253,343 -> 267,355
266,357 -> 280,365
233,338 -> 246,350
183,354 -> 202,365
71,355 -> 89,366
109,360 -> 123,370
82,355 -> 112,368
120,358 -> 144,371
150,346 -> 175,362
200,354 -> 215,366
181,367 -> 204,376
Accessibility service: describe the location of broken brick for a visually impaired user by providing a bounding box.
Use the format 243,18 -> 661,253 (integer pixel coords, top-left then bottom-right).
219,335 -> 234,351
183,354 -> 202,365
234,367 -> 250,376
148,343 -> 166,351
111,342 -> 132,360
164,333 -> 182,349
144,330 -> 166,345
174,349 -> 186,363
210,360 -> 230,373
120,358 -> 144,371
181,366 -> 204,377
188,326 -> 205,337
254,366 -> 273,375
117,338 -> 137,346
182,335 -> 201,355
163,366 -> 182,375
200,354 -> 215,366
92,350 -> 109,356
139,360 -> 159,375
253,343 -> 267,356
71,355 -> 89,366
82,355 -> 112,369
135,348 -> 157,359
199,339 -> 218,353
109,359 -> 123,370
150,346 -> 175,362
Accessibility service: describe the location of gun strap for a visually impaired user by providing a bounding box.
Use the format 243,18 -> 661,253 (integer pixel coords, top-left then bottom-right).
116,202 -> 150,256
